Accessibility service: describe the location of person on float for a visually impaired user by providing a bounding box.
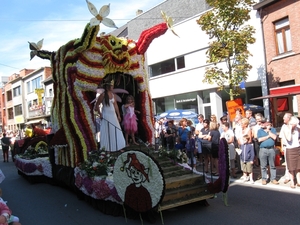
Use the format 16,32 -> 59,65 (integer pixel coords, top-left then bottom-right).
122,95 -> 140,146
95,80 -> 126,152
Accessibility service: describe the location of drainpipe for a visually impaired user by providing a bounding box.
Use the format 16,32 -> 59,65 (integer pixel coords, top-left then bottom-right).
258,8 -> 271,120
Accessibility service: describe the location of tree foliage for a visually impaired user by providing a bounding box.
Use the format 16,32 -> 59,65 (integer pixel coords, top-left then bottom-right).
197,0 -> 256,100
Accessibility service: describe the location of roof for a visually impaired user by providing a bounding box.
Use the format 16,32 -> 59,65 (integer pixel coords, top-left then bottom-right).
253,0 -> 280,10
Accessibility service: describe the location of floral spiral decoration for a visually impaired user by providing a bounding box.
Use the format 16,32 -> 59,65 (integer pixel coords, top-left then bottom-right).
208,138 -> 230,194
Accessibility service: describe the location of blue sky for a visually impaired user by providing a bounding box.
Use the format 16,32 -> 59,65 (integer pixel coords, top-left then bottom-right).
0,0 -> 164,79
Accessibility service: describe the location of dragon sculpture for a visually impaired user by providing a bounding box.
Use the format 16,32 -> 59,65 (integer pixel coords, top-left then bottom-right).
29,1 -> 176,167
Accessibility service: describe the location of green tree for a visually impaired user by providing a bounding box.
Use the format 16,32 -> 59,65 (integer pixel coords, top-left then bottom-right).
197,0 -> 256,100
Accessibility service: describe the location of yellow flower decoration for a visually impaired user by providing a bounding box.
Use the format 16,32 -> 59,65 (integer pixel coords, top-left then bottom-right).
35,141 -> 48,153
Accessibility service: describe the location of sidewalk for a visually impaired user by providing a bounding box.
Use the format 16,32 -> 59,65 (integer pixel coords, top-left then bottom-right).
194,160 -> 300,191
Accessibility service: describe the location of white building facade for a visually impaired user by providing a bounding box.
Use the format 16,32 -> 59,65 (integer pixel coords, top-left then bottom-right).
136,1 -> 267,120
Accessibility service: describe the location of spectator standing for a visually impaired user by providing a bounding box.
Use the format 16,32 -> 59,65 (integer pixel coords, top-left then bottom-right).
257,119 -> 279,185
164,120 -> 177,150
245,110 -> 256,127
1,133 -> 11,162
232,108 -> 243,130
199,119 -> 211,173
209,122 -> 220,176
233,115 -> 244,173
252,113 -> 264,179
185,131 -> 196,172
187,119 -> 195,135
238,118 -> 252,145
154,118 -> 165,149
240,134 -> 255,183
280,116 -> 300,188
279,112 -> 292,184
210,114 -> 220,129
219,115 -> 229,134
177,118 -> 190,147
195,114 -> 204,163
221,122 -> 236,178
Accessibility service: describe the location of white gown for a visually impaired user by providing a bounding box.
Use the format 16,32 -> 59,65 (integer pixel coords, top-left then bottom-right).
100,96 -> 126,152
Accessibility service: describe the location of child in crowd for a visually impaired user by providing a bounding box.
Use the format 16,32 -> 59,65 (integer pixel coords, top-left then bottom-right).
0,188 -> 21,225
240,134 -> 255,183
185,131 -> 197,172
174,137 -> 183,151
122,95 -> 140,146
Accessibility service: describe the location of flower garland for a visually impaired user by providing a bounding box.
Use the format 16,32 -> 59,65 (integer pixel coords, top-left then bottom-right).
14,155 -> 52,178
74,167 -> 122,203
77,150 -> 117,177
207,138 -> 230,201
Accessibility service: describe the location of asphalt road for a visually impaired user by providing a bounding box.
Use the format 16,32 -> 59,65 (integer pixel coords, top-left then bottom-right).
1,152 -> 300,225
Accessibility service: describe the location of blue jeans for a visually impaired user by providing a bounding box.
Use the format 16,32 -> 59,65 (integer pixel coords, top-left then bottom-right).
197,138 -> 202,154
259,147 -> 276,181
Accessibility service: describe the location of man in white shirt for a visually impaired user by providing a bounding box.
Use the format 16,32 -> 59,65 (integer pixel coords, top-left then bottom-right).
279,113 -> 292,184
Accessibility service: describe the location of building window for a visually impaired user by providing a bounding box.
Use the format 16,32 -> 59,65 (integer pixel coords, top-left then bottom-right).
149,56 -> 185,77
8,108 -> 13,120
14,104 -> 23,116
27,76 -> 42,94
6,90 -> 12,102
279,80 -> 295,87
274,17 -> 292,55
176,56 -> 185,69
13,86 -> 22,97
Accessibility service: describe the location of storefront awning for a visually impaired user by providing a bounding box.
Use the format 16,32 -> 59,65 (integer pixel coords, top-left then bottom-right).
251,91 -> 300,100
251,85 -> 300,101
25,119 -> 47,125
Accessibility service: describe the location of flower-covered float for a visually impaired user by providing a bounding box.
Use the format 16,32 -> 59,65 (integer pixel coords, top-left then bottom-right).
15,0 -> 229,222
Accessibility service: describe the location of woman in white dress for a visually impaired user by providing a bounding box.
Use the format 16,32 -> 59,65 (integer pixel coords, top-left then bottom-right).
95,80 -> 126,152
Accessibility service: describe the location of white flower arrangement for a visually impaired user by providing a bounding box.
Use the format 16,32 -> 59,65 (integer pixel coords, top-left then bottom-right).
14,155 -> 52,178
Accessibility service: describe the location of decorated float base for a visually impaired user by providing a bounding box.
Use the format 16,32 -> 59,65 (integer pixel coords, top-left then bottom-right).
14,145 -> 216,223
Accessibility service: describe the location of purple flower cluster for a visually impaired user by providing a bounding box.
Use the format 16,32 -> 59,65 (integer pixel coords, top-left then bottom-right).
92,180 -> 110,199
218,138 -> 230,193
83,177 -> 93,194
15,160 -> 38,174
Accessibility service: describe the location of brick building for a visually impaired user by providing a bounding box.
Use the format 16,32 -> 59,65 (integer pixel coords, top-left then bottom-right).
254,0 -> 300,124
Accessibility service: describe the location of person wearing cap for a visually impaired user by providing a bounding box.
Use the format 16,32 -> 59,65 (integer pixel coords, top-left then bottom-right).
123,153 -> 152,212
257,118 -> 279,185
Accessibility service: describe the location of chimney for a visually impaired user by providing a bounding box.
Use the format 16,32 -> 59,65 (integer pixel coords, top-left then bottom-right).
136,9 -> 143,16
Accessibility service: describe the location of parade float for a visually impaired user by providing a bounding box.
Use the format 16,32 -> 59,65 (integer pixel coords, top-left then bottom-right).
14,1 -> 229,223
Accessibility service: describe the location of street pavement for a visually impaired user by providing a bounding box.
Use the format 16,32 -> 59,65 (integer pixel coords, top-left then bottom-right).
0,151 -> 300,225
